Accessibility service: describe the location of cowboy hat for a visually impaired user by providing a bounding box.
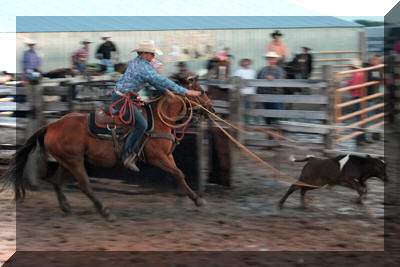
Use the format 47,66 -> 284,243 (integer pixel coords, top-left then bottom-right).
302,46 -> 311,51
102,34 -> 111,39
349,58 -> 362,68
264,51 -> 280,58
81,39 -> 92,44
26,39 -> 37,45
271,30 -> 283,37
177,61 -> 187,67
132,40 -> 163,55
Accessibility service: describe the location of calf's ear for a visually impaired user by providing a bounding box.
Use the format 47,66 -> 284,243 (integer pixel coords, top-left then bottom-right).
366,154 -> 371,158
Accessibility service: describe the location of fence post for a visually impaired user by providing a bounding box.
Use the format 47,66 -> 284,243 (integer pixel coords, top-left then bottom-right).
197,120 -> 207,196
24,83 -> 45,187
322,65 -> 335,151
359,31 -> 367,63
228,76 -> 244,142
227,76 -> 244,186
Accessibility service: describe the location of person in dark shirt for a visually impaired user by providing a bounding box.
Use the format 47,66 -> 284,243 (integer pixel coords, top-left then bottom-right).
96,34 -> 117,72
300,46 -> 313,79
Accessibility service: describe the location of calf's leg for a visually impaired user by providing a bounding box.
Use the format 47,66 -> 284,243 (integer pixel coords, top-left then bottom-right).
279,184 -> 300,208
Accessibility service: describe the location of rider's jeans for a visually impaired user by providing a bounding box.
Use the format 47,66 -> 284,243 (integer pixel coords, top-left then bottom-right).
111,93 -> 148,160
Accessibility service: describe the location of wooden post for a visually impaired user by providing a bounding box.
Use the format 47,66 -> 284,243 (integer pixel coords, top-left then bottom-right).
359,31 -> 367,63
228,76 -> 245,186
24,83 -> 45,187
196,120 -> 207,196
322,65 -> 335,151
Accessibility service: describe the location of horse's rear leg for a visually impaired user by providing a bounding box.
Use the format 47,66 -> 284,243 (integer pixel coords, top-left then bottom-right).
48,165 -> 72,214
154,155 -> 204,207
62,160 -> 114,221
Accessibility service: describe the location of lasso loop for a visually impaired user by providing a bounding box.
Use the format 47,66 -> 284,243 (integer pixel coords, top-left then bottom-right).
156,94 -> 193,129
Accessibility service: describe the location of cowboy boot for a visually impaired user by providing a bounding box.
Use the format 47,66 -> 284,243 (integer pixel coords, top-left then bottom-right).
123,153 -> 140,172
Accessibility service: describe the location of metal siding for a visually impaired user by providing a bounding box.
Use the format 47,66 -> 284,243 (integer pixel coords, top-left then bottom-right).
16,27 -> 362,75
16,16 -> 362,32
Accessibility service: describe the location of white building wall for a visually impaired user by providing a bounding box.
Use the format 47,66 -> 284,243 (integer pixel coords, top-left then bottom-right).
16,27 -> 363,76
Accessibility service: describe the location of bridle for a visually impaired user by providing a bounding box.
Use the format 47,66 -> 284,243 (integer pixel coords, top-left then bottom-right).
185,76 -> 213,110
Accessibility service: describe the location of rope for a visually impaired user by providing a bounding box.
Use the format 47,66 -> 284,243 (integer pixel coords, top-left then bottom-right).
186,98 -> 317,152
156,95 -> 193,129
209,116 -> 319,188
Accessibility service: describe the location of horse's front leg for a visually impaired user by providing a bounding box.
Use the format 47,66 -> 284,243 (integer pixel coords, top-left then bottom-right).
150,153 -> 205,207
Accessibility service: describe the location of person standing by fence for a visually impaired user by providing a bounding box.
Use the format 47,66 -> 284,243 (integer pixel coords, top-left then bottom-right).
71,39 -> 92,73
96,34 -> 117,72
266,30 -> 289,67
22,40 -> 41,74
257,51 -> 286,126
347,59 -> 367,146
234,58 -> 256,124
299,46 -> 313,79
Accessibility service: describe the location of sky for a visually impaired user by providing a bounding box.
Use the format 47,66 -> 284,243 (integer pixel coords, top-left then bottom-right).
1,0 -> 398,72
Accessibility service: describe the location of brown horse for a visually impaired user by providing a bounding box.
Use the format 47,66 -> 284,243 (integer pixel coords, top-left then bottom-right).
1,76 -> 214,221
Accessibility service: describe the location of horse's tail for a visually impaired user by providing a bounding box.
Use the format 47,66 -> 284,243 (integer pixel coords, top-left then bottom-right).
0,125 -> 48,201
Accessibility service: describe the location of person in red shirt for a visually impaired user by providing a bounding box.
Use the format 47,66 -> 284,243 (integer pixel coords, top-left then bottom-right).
347,59 -> 367,146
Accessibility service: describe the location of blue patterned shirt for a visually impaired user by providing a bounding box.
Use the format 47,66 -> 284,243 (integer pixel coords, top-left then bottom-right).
115,56 -> 187,95
23,50 -> 41,73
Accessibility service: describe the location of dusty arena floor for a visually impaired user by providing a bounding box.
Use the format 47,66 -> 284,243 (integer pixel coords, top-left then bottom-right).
1,132 -> 398,265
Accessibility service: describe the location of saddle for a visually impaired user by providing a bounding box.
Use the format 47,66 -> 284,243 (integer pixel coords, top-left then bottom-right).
88,102 -> 177,163
88,103 -> 154,140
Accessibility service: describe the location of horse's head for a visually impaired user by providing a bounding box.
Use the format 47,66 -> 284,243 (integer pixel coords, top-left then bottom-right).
170,73 -> 215,115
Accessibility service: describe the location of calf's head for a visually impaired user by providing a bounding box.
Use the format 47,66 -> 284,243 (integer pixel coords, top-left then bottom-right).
365,155 -> 387,182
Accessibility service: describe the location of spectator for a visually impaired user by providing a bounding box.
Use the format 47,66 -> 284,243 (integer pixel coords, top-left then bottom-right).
96,34 -> 117,72
234,58 -> 256,124
224,47 -> 235,63
257,51 -> 286,125
217,50 -> 230,79
22,40 -> 41,73
206,50 -> 230,79
174,61 -> 190,78
266,30 -> 289,67
300,46 -> 313,79
347,59 -> 367,146
71,39 -> 92,73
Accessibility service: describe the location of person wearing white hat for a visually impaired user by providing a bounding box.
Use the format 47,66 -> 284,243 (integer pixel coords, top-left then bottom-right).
96,34 -> 117,72
111,40 -> 202,172
22,39 -> 41,73
71,39 -> 92,72
256,51 -> 286,125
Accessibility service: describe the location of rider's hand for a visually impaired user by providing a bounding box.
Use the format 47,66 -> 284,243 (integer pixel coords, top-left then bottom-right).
186,90 -> 202,97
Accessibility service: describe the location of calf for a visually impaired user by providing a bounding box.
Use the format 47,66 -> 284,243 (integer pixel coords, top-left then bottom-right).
279,154 -> 387,208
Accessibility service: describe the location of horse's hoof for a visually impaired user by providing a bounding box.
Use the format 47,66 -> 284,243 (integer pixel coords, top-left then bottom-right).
195,197 -> 206,207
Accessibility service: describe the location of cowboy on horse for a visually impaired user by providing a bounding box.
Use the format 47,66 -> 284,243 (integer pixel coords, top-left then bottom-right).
111,40 -> 202,172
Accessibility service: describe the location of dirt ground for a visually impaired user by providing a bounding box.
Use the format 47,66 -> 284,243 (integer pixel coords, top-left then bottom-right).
1,129 -> 398,265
